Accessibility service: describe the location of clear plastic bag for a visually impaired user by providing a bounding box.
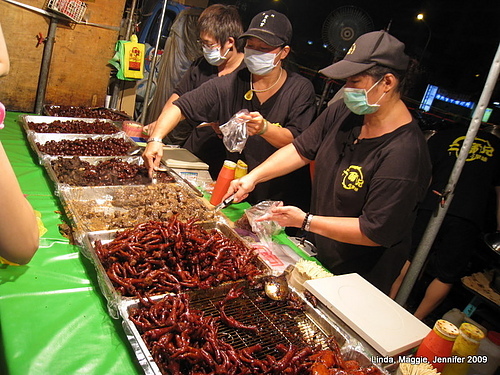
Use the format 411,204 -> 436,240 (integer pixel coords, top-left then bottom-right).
245,200 -> 283,243
219,109 -> 249,153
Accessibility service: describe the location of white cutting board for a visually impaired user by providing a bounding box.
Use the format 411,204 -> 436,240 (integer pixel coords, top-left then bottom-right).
304,273 -> 430,356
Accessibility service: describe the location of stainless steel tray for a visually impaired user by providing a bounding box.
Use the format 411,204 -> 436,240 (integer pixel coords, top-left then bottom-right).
118,281 -> 383,375
58,184 -> 217,239
41,155 -> 168,192
19,115 -> 120,135
27,132 -> 139,164
81,222 -> 270,316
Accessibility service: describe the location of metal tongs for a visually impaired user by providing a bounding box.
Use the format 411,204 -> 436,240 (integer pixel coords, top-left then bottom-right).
214,194 -> 236,212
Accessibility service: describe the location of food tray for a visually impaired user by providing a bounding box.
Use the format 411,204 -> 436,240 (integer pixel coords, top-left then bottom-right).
118,280 -> 384,375
58,183 -> 218,242
27,132 -> 139,164
19,115 -> 120,135
44,105 -> 131,121
81,222 -> 271,316
41,155 -> 172,192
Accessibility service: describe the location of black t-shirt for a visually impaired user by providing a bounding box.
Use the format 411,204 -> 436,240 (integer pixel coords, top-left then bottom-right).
175,68 -> 317,209
293,101 -> 432,293
419,124 -> 500,228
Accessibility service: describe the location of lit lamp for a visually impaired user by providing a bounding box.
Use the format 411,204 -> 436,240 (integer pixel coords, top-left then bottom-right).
416,13 -> 432,61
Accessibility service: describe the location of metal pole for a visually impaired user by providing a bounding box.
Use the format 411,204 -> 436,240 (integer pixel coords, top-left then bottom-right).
395,42 -> 500,305
139,0 -> 168,124
125,0 -> 138,40
34,16 -> 58,114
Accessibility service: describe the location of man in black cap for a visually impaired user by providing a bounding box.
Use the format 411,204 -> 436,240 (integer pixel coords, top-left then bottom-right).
227,30 -> 432,294
143,10 -> 316,210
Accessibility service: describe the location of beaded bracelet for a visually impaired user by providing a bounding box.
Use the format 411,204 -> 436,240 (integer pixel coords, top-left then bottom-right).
301,212 -> 311,231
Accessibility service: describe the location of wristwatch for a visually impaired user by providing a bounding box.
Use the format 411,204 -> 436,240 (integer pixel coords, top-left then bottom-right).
147,137 -> 163,144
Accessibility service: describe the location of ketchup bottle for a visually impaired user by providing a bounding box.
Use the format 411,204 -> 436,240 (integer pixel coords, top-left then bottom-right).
416,319 -> 459,372
210,160 -> 236,206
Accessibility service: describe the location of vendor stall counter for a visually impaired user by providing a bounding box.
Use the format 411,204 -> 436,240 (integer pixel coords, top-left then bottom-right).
0,112 -> 143,375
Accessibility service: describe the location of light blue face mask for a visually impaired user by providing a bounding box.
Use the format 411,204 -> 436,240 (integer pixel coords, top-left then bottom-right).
343,77 -> 386,115
244,48 -> 281,76
203,45 -> 229,66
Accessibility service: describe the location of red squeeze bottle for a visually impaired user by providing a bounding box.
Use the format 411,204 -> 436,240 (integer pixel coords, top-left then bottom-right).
210,160 -> 236,206
415,319 -> 459,372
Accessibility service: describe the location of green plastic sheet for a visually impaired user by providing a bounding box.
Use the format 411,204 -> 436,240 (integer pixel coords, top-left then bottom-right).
0,112 -> 142,375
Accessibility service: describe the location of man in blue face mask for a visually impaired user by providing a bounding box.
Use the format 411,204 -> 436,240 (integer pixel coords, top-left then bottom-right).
143,10 -> 317,212
226,30 -> 432,295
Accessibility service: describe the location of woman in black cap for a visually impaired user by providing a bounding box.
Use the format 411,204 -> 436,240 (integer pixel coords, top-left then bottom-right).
143,10 -> 316,210
227,30 -> 432,294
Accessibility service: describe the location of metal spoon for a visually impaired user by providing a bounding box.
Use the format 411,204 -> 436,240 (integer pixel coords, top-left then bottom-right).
264,265 -> 293,301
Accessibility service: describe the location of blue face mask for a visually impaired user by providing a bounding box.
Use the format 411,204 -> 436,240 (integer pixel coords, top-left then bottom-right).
244,48 -> 281,76
203,45 -> 229,66
343,78 -> 386,115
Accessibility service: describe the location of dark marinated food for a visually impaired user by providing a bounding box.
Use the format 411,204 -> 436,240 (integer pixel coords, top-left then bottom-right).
51,156 -> 173,186
36,138 -> 131,156
46,105 -> 130,121
28,119 -> 118,134
94,218 -> 263,297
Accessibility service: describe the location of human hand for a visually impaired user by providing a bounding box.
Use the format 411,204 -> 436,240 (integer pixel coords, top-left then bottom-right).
243,111 -> 266,136
142,141 -> 164,177
255,203 -> 306,229
223,174 -> 257,203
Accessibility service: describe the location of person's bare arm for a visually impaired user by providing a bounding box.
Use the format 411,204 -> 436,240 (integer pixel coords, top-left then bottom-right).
0,23 -> 10,77
143,93 -> 180,135
0,143 -> 39,264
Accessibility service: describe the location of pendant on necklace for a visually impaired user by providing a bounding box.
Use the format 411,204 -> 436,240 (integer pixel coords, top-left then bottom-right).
244,89 -> 253,101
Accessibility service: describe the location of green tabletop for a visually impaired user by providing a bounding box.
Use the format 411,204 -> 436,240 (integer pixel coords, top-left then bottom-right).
0,112 -> 142,375
0,111 -> 316,375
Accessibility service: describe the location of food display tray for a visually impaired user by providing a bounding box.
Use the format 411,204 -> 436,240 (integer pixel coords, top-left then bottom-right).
58,183 -> 218,242
26,132 -> 140,164
81,222 -> 271,316
43,104 -> 131,121
19,115 -> 120,135
118,280 -> 385,375
41,155 -> 164,192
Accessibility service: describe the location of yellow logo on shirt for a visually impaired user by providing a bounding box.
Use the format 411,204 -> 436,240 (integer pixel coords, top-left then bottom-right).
342,165 -> 364,191
448,136 -> 494,162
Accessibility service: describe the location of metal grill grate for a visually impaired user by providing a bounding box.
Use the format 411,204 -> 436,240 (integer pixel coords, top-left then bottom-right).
189,281 -> 333,359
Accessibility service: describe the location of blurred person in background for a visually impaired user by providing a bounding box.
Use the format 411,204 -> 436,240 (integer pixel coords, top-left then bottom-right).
390,122 -> 500,320
226,31 -> 431,294
0,22 -> 39,264
143,10 -> 316,210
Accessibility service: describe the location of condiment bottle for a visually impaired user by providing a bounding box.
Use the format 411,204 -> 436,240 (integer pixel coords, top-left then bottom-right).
210,160 -> 236,206
416,319 -> 459,372
442,322 -> 485,375
234,160 -> 248,179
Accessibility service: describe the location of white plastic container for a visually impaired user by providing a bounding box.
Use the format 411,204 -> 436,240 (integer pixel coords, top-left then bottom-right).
467,332 -> 500,375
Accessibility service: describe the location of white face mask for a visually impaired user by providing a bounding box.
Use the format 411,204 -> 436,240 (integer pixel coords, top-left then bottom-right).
343,77 -> 386,115
244,47 -> 281,76
203,45 -> 229,66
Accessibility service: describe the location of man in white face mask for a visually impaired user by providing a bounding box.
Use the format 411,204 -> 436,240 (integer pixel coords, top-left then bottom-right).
226,31 -> 433,294
143,10 -> 317,211
145,4 -> 246,177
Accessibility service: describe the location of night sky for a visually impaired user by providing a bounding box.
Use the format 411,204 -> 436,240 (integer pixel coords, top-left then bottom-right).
233,0 -> 499,104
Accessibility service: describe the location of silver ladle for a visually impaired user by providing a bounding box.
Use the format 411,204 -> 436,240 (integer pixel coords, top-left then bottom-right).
264,265 -> 293,301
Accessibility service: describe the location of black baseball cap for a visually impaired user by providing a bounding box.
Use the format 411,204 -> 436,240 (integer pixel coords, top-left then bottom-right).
320,30 -> 410,79
239,10 -> 292,47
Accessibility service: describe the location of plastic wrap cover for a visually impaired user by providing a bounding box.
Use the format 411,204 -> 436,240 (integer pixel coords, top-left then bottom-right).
0,112 -> 142,375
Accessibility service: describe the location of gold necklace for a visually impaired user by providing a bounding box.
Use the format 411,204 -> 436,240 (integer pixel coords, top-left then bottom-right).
244,68 -> 283,101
